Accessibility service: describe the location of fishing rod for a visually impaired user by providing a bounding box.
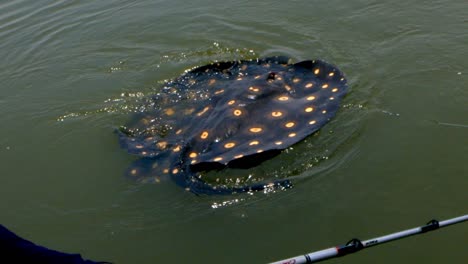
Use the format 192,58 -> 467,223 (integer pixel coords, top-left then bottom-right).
270,214 -> 468,264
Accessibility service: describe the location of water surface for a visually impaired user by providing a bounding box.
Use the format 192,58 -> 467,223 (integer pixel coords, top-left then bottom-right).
0,1 -> 467,263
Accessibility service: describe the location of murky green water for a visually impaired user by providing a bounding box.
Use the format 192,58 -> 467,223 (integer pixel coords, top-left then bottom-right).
1,1 -> 466,263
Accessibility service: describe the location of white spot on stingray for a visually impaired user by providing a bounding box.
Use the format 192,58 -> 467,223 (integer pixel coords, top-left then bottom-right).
249,127 -> 262,133
249,86 -> 260,92
224,142 -> 236,149
285,122 -> 295,128
200,131 -> 209,139
196,106 -> 210,116
271,111 -> 283,117
249,140 -> 259,146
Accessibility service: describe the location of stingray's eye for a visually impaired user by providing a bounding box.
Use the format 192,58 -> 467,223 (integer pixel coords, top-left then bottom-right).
267,72 -> 276,80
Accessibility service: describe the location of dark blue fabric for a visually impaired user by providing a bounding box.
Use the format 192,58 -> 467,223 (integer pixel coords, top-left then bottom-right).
0,224 -> 108,264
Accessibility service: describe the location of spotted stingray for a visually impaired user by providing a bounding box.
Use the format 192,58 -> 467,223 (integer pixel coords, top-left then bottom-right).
119,56 -> 348,194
